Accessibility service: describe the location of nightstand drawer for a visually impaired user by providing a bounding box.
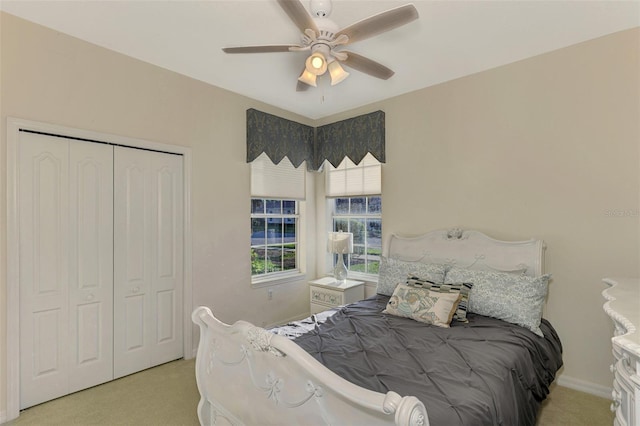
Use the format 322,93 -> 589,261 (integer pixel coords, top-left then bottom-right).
308,277 -> 365,314
310,287 -> 344,308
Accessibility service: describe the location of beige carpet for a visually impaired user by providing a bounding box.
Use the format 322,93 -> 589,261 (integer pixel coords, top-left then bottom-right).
8,359 -> 614,425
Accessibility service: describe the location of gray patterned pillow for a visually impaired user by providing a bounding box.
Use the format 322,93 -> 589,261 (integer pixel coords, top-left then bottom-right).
377,256 -> 446,296
444,266 -> 551,337
407,276 -> 473,323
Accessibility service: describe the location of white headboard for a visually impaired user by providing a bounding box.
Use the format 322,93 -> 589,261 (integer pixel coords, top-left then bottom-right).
386,228 -> 545,277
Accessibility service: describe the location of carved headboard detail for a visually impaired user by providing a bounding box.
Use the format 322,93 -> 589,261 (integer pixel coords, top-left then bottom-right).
385,228 -> 545,277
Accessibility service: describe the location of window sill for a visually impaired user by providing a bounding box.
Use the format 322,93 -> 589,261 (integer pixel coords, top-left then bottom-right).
251,271 -> 307,288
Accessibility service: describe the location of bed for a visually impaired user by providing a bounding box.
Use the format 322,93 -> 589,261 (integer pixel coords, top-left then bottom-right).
192,228 -> 563,425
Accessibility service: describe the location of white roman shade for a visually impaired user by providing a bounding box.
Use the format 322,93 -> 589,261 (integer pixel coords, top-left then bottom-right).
251,153 -> 306,199
325,153 -> 381,197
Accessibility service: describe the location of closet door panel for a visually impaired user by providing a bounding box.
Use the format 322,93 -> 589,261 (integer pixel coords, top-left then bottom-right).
150,152 -> 183,366
68,140 -> 114,392
113,147 -> 184,377
19,132 -> 70,409
113,147 -> 153,378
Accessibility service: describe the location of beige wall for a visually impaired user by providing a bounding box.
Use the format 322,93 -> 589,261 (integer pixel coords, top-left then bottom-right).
0,12 -> 319,419
320,28 -> 640,392
1,10 -> 639,419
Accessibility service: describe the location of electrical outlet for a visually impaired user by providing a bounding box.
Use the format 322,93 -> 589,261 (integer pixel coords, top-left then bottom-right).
267,289 -> 273,300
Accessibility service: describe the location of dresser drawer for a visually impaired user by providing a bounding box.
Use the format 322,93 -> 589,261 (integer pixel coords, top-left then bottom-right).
604,277 -> 640,426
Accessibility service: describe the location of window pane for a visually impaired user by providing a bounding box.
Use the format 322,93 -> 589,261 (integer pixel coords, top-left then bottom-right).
350,197 -> 366,214
267,218 -> 282,244
350,218 -> 365,244
266,199 -> 281,214
367,219 -> 382,245
266,247 -> 283,272
283,200 -> 296,215
334,218 -> 348,233
368,258 -> 380,274
331,196 -> 381,277
251,247 -> 265,275
251,199 -> 299,278
283,219 -> 296,243
283,244 -> 296,271
251,218 -> 265,245
251,199 -> 264,214
335,198 -> 349,214
368,196 -> 381,214
350,246 -> 366,272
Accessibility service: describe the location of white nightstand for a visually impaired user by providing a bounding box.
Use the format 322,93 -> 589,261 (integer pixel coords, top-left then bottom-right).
309,277 -> 365,314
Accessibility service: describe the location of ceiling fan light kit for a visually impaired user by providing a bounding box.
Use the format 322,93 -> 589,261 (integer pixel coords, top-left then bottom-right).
305,51 -> 328,75
328,60 -> 349,86
223,0 -> 419,90
298,68 -> 318,87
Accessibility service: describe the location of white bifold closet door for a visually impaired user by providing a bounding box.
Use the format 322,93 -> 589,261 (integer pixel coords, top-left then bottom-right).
19,132 -> 114,409
19,132 -> 183,409
113,146 -> 184,379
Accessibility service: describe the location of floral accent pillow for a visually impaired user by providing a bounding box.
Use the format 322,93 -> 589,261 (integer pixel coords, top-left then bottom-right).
376,256 -> 447,296
384,284 -> 462,327
407,276 -> 473,323
444,267 -> 551,337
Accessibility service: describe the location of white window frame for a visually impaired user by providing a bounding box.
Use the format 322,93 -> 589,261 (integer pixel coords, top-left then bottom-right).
327,196 -> 382,282
249,153 -> 307,287
251,198 -> 304,286
324,154 -> 382,282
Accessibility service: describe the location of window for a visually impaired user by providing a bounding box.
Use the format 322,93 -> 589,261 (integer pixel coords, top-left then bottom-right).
251,199 -> 299,278
325,153 -> 382,279
331,196 -> 382,275
250,153 -> 305,283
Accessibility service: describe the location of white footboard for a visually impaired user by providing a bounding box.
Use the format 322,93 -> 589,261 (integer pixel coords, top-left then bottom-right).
192,306 -> 429,426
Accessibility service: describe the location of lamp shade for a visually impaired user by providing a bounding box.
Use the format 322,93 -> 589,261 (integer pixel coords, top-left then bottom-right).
298,69 -> 317,87
327,231 -> 353,254
328,61 -> 349,86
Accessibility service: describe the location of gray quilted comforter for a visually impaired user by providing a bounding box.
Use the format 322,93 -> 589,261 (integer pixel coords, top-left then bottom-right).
272,295 -> 563,426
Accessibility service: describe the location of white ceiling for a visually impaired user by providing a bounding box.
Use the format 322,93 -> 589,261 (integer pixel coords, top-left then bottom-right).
2,0 -> 639,119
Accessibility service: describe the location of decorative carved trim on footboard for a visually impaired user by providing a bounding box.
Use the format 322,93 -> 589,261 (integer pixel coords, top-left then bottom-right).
192,306 -> 429,426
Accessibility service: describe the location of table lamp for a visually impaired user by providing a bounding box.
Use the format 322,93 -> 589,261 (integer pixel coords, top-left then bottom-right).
327,231 -> 353,284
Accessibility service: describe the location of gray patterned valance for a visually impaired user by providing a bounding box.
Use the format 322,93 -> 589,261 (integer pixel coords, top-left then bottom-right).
246,109 -> 314,168
246,109 -> 385,171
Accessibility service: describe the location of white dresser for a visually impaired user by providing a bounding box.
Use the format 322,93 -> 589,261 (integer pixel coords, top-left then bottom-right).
603,277 -> 640,426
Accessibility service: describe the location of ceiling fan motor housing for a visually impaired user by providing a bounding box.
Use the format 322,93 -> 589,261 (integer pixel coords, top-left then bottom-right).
312,17 -> 339,40
310,0 -> 332,17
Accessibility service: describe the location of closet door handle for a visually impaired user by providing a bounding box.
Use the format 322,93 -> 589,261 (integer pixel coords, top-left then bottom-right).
85,293 -> 95,301
131,287 -> 140,294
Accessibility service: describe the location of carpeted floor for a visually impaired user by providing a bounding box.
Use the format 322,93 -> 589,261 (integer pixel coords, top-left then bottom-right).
8,358 -> 614,425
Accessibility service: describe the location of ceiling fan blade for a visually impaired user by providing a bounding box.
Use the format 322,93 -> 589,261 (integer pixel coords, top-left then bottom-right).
222,45 -> 298,54
341,51 -> 394,80
335,4 -> 419,45
277,0 -> 319,34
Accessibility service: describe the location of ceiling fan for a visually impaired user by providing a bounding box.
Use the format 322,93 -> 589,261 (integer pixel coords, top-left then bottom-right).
222,0 -> 419,91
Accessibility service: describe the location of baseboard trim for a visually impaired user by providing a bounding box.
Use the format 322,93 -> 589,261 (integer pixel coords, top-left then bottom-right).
557,374 -> 613,400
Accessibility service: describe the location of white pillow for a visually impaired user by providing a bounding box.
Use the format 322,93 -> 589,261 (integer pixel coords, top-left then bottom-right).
445,266 -> 551,337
